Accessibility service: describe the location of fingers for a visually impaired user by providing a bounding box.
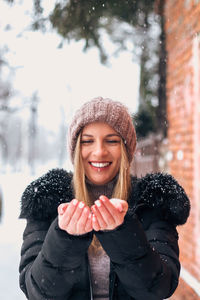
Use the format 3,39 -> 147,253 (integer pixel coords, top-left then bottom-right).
92,214 -> 101,231
58,199 -> 78,230
58,200 -> 92,235
58,203 -> 69,215
85,212 -> 93,232
58,196 -> 128,233
92,199 -> 115,229
109,198 -> 128,213
99,196 -> 122,224
109,199 -> 123,212
68,201 -> 85,226
76,206 -> 91,232
67,201 -> 86,234
91,203 -> 107,231
93,196 -> 128,230
100,196 -> 128,216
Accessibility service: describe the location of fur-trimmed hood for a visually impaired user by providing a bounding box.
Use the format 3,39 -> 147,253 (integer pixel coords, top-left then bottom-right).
19,168 -> 190,225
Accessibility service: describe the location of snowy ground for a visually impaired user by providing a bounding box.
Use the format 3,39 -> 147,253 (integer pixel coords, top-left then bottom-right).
0,166 -> 55,300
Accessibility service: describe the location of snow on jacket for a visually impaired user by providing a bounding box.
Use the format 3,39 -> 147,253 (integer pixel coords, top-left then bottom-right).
19,168 -> 190,300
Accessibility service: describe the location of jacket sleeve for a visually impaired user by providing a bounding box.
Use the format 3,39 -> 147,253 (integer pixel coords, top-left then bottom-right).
95,210 -> 180,300
19,217 -> 93,299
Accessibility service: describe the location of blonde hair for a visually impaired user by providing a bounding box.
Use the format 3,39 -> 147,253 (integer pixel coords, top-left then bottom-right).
73,133 -> 131,205
73,134 -> 91,206
73,132 -> 131,252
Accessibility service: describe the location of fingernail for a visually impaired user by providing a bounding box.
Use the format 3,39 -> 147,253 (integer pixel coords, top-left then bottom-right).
73,199 -> 78,206
100,195 -> 106,202
118,204 -> 123,212
88,213 -> 92,219
83,207 -> 88,213
95,200 -> 101,207
78,202 -> 84,208
60,206 -> 64,213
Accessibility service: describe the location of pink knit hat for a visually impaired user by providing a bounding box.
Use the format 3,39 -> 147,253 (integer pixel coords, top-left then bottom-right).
68,97 -> 137,163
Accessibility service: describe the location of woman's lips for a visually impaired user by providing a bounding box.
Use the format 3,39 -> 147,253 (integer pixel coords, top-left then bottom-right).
89,161 -> 112,171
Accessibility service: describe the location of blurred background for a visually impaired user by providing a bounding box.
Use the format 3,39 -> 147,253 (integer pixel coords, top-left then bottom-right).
0,1 -> 199,299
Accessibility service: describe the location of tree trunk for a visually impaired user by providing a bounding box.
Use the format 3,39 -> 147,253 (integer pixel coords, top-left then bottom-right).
156,0 -> 167,137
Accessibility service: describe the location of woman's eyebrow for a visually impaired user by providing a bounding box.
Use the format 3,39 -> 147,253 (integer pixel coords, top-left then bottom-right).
106,134 -> 121,137
82,133 -> 120,137
81,134 -> 93,137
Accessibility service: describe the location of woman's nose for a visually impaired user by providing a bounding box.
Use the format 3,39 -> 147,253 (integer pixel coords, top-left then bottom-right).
93,142 -> 108,156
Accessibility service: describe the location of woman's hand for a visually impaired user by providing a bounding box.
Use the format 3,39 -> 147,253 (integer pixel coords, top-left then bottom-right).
58,199 -> 92,235
91,196 -> 128,231
57,196 -> 128,234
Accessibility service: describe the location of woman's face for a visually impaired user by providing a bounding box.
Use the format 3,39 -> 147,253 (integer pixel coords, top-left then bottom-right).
81,122 -> 121,185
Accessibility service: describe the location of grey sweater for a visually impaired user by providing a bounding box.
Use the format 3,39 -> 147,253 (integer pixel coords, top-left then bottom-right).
86,177 -> 117,300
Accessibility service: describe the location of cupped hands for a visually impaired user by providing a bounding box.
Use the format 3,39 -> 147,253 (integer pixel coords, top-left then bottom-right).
58,196 -> 128,235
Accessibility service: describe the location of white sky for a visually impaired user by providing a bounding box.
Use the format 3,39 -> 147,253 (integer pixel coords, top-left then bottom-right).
0,0 -> 140,131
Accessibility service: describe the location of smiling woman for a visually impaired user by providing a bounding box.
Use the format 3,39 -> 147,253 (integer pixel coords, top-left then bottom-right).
19,97 -> 190,300
81,122 -> 122,185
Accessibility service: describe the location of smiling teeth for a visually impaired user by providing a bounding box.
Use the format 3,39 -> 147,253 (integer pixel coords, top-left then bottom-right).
91,162 -> 110,168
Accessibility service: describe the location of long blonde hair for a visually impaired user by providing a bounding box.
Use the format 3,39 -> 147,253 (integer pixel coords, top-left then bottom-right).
72,132 -> 131,252
73,133 -> 131,205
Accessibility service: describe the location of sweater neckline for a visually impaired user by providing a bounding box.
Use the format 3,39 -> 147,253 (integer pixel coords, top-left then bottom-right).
85,175 -> 118,201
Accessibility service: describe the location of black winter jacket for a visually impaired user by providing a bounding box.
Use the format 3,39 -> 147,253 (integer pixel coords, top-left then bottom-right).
19,169 -> 190,300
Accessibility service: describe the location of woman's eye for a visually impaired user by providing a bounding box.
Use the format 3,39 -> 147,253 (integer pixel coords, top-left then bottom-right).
107,140 -> 120,144
81,140 -> 93,144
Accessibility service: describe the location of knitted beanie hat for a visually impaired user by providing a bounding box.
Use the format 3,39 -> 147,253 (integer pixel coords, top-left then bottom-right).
68,97 -> 137,163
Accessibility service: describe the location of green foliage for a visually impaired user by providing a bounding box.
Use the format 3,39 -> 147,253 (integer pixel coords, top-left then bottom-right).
48,1 -> 155,36
133,105 -> 156,139
4,0 -> 166,138
31,0 -> 155,63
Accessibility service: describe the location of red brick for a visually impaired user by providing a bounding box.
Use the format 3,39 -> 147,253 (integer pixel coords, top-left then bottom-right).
168,278 -> 199,300
164,0 -> 200,297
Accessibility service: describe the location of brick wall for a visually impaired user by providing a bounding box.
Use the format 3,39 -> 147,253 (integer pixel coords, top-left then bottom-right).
164,0 -> 200,299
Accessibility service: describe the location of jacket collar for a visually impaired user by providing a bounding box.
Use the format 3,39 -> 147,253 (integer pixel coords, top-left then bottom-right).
20,168 -> 190,225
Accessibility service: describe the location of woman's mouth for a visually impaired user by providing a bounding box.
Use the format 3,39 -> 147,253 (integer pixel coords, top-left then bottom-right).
89,161 -> 112,171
